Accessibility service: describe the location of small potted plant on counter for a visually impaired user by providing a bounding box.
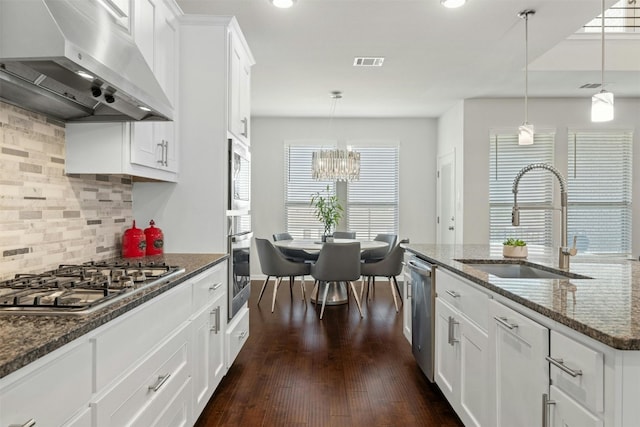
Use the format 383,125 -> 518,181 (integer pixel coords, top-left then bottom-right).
310,185 -> 343,242
503,237 -> 528,258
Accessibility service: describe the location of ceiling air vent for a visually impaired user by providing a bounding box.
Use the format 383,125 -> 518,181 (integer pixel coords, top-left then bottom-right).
580,83 -> 601,89
353,57 -> 385,67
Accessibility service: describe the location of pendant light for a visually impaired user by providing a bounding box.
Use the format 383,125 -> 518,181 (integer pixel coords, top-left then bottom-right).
518,10 -> 535,146
591,0 -> 614,122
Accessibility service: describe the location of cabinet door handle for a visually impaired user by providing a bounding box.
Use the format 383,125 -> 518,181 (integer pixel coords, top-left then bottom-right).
406,282 -> 412,300
545,356 -> 583,377
446,290 -> 460,298
164,140 -> 169,167
447,316 -> 459,345
494,316 -> 519,330
541,393 -> 556,427
148,373 -> 171,392
241,117 -> 248,138
157,141 -> 165,165
9,419 -> 36,427
238,330 -> 248,340
209,282 -> 223,291
210,306 -> 221,333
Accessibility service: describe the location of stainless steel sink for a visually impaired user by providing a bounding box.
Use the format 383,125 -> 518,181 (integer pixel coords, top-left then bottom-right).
455,259 -> 592,280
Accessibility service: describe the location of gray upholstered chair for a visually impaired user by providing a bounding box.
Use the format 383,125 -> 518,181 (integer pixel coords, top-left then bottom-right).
310,242 -> 363,319
360,233 -> 397,262
359,244 -> 404,312
255,238 -> 311,312
272,232 -> 318,262
332,231 -> 356,239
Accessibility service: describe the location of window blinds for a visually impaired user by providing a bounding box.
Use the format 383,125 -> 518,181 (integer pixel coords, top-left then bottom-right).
285,145 -> 336,239
347,146 -> 399,240
489,132 -> 555,246
567,130 -> 633,255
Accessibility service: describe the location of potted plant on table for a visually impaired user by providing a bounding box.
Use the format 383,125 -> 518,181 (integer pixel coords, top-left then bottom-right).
503,237 -> 528,258
310,185 -> 343,242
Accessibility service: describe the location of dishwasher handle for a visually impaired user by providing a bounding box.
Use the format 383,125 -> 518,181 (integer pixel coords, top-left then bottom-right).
407,259 -> 432,277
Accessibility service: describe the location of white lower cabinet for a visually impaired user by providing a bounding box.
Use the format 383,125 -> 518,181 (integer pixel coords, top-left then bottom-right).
550,385 -> 603,427
489,299 -> 549,427
192,291 -> 227,417
0,340 -> 92,427
92,322 -> 191,426
64,407 -> 92,427
435,297 -> 489,427
226,304 -> 250,368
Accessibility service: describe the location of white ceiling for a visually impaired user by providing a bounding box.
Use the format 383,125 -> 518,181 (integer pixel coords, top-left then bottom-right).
177,0 -> 640,118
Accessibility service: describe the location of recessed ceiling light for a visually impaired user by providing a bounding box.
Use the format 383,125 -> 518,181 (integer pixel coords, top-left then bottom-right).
270,0 -> 296,8
76,70 -> 94,80
441,0 -> 467,8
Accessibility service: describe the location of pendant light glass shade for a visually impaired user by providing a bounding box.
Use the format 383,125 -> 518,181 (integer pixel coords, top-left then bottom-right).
518,123 -> 535,145
591,90 -> 615,122
591,0 -> 614,122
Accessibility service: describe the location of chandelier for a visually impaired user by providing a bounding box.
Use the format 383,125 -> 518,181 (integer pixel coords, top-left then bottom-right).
312,149 -> 360,182
312,91 -> 360,182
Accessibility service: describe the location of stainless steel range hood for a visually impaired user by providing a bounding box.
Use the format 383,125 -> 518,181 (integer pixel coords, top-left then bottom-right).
0,0 -> 173,122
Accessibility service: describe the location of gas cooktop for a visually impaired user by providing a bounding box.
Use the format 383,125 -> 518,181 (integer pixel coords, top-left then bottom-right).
0,261 -> 185,315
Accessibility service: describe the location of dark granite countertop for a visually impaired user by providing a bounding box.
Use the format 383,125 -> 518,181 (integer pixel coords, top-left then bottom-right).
0,253 -> 228,380
404,244 -> 640,350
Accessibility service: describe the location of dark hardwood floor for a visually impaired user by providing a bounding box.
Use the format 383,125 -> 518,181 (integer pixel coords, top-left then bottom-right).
195,279 -> 464,426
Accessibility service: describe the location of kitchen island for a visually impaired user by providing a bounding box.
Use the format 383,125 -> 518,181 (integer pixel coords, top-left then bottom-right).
0,253 -> 227,379
404,243 -> 640,427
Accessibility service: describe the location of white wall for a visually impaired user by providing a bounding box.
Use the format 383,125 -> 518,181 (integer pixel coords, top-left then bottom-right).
250,117 -> 438,275
437,101 -> 464,244
459,97 -> 640,254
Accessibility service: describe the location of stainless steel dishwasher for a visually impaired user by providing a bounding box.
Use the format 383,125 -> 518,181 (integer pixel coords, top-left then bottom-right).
407,255 -> 436,382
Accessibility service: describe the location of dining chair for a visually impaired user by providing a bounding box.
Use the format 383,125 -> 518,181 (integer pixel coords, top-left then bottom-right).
255,238 -> 311,312
360,233 -> 397,262
272,232 -> 318,262
310,242 -> 363,319
359,244 -> 404,312
333,231 -> 356,239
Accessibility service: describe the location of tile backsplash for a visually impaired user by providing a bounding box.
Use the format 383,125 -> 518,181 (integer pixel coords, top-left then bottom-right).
0,102 -> 133,280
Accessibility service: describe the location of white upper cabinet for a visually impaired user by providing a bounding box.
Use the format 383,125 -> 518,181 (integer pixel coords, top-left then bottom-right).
228,25 -> 254,145
65,0 -> 179,182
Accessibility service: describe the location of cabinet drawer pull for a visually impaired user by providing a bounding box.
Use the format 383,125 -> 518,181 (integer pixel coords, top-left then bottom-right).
210,307 -> 221,333
445,290 -> 460,298
545,356 -> 583,377
494,316 -> 518,330
148,373 -> 171,392
447,316 -> 459,345
209,282 -> 223,291
157,142 -> 165,165
541,393 -> 556,427
9,419 -> 36,427
241,117 -> 248,137
238,330 -> 248,340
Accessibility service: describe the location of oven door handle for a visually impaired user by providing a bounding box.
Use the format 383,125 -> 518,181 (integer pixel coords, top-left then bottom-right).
231,231 -> 254,243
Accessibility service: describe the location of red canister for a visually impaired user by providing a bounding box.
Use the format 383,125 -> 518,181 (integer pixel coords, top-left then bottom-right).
122,220 -> 146,258
144,220 -> 164,256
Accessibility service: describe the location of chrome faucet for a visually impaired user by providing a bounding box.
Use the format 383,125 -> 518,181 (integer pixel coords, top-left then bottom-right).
511,163 -> 577,270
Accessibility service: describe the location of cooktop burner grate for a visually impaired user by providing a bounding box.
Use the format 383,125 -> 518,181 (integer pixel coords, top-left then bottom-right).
0,261 -> 184,315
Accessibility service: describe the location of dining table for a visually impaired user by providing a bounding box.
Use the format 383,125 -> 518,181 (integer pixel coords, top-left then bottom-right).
273,238 -> 389,305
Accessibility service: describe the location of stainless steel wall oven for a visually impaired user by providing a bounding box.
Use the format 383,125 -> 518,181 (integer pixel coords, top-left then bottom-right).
227,214 -> 252,322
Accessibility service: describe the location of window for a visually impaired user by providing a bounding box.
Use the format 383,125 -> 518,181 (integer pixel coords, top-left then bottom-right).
489,132 -> 555,247
285,143 -> 399,240
347,146 -> 399,239
285,145 -> 336,239
568,130 -> 633,255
